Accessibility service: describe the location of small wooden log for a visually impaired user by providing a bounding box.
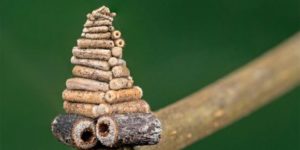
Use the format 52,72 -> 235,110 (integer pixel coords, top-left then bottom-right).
95,14 -> 114,21
81,32 -> 112,39
62,89 -> 106,104
109,77 -> 133,90
97,100 -> 150,115
112,65 -> 130,78
114,39 -> 125,48
104,86 -> 143,103
108,26 -> 115,32
86,14 -> 95,21
66,77 -> 109,92
111,30 -> 121,39
89,10 -> 114,21
111,47 -> 123,58
83,26 -> 109,33
63,100 -> 150,118
72,47 -> 111,60
87,5 -> 116,20
110,100 -> 150,114
87,13 -> 96,21
93,6 -> 111,14
96,113 -> 161,147
77,39 -> 114,49
84,19 -> 112,27
108,57 -> 126,67
72,65 -> 112,82
71,56 -> 110,71
87,13 -> 113,21
63,101 -> 104,118
51,114 -> 97,149
93,10 -> 116,18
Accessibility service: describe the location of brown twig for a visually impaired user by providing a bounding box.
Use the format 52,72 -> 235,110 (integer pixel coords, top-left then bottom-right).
96,113 -> 161,147
135,32 -> 300,150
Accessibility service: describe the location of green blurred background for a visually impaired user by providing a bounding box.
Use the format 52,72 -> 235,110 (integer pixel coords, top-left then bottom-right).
1,0 -> 299,149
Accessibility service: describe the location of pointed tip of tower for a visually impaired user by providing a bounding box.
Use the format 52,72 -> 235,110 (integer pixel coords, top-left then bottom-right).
97,5 -> 110,13
88,5 -> 116,20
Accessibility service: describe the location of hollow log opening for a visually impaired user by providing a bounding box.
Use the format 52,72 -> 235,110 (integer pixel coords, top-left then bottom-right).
96,117 -> 117,147
96,113 -> 162,147
73,120 -> 98,149
81,128 -> 95,143
51,114 -> 98,149
98,122 -> 110,137
118,41 -> 123,46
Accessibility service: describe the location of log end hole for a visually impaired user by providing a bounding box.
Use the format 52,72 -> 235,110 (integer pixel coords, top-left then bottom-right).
118,41 -> 123,46
98,122 -> 110,137
115,32 -> 120,37
81,128 -> 95,143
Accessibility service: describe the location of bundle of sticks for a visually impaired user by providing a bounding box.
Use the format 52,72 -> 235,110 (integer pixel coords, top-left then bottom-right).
51,6 -> 161,149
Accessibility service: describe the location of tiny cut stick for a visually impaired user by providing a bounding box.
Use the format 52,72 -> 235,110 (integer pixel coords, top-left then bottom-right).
91,6 -> 115,18
87,6 -> 116,21
87,13 -> 114,21
63,101 -> 102,118
83,26 -> 109,33
104,86 -> 143,104
93,10 -> 116,18
71,56 -> 110,71
81,32 -> 112,39
108,26 -> 115,32
72,47 -> 111,60
95,6 -> 116,17
114,39 -> 125,48
112,65 -> 130,78
109,77 -> 134,90
63,100 -> 150,118
108,57 -> 126,67
62,89 -> 106,104
72,65 -> 112,82
77,39 -> 114,48
86,13 -> 97,21
96,113 -> 161,147
66,77 -> 109,92
51,114 -> 97,149
93,6 -> 111,14
84,19 -> 112,27
110,100 -> 150,114
111,47 -> 123,58
98,100 -> 151,115
95,14 -> 114,21
111,30 -> 121,39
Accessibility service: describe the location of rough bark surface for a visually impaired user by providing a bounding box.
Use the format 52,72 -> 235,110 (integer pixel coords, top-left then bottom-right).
109,78 -> 133,90
63,101 -> 100,118
72,47 -> 112,60
72,65 -> 113,82
96,113 -> 161,147
71,56 -> 110,71
108,57 -> 126,67
109,100 -> 150,114
66,77 -> 109,92
135,32 -> 300,150
62,89 -> 106,104
51,114 -> 98,149
77,39 -> 115,48
104,86 -> 143,104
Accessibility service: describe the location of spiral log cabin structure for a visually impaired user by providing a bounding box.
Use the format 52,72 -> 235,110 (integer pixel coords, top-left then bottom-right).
51,6 -> 162,149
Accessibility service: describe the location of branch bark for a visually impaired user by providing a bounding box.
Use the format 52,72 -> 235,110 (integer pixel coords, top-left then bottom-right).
136,32 -> 300,150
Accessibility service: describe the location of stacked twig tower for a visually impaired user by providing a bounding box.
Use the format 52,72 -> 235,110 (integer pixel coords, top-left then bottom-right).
51,6 -> 161,149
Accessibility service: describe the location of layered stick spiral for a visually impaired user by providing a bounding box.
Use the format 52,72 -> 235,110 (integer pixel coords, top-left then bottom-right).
51,6 -> 162,149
